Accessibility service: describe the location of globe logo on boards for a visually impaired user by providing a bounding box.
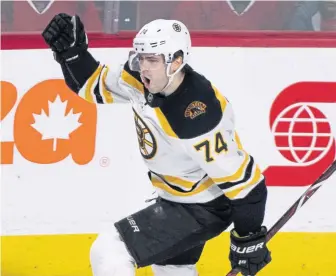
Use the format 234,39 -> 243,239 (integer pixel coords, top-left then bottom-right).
271,103 -> 333,166
264,82 -> 336,187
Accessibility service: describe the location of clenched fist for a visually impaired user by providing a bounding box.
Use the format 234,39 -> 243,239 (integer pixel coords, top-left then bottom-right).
42,13 -> 88,63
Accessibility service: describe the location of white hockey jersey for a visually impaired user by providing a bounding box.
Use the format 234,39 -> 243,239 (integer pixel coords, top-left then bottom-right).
77,62 -> 264,204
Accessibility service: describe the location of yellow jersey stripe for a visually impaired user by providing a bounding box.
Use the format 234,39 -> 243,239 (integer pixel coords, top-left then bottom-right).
151,176 -> 214,197
212,152 -> 250,183
121,70 -> 144,94
224,165 -> 262,199
159,175 -> 197,189
85,65 -> 103,103
235,132 -> 243,150
101,66 -> 113,104
211,84 -> 227,113
154,108 -> 178,138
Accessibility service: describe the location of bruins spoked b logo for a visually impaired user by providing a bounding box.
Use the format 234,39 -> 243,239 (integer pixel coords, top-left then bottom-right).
133,109 -> 157,159
172,23 -> 181,32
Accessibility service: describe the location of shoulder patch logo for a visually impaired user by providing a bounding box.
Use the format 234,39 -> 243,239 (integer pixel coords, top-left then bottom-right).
184,101 -> 207,119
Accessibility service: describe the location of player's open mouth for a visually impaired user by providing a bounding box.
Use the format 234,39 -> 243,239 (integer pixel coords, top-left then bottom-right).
142,76 -> 151,89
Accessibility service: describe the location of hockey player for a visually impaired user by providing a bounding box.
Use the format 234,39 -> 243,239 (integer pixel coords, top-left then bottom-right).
42,14 -> 271,276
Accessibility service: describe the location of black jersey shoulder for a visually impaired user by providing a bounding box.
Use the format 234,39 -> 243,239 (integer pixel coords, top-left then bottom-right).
158,66 -> 227,139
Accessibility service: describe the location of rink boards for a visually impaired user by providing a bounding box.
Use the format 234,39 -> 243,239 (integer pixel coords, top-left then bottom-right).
1,47 -> 336,276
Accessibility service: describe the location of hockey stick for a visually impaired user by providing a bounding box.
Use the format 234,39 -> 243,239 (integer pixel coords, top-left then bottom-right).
226,159 -> 336,276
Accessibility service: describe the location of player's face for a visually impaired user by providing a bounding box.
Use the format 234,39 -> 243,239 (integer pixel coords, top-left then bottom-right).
139,54 -> 168,93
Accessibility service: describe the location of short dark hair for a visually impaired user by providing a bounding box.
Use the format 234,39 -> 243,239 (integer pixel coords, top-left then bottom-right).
173,50 -> 187,73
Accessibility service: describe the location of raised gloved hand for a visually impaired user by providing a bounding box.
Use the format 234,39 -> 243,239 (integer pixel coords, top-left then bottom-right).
229,226 -> 271,275
42,13 -> 88,63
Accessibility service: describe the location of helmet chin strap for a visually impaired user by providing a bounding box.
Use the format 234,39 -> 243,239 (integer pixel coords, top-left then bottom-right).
160,63 -> 184,96
145,62 -> 185,107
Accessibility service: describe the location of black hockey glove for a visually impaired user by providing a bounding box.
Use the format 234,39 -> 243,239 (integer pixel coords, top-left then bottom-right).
229,226 -> 271,275
42,13 -> 88,64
